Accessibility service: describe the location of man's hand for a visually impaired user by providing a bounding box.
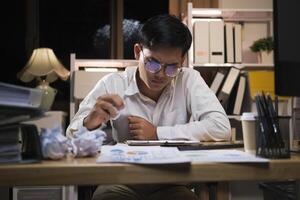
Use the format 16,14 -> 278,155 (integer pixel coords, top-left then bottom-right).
84,94 -> 124,130
128,116 -> 158,140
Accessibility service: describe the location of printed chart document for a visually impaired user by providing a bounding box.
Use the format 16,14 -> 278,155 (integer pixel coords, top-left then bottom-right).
181,149 -> 269,163
97,144 -> 191,164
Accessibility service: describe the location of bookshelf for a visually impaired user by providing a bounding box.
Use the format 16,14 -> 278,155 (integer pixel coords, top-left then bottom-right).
186,2 -> 276,108
187,2 -> 273,68
186,3 -> 294,147
192,63 -> 274,70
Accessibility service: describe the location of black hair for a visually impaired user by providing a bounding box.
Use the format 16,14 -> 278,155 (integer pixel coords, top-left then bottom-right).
138,14 -> 192,56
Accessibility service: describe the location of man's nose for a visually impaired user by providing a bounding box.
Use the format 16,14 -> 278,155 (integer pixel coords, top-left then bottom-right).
156,65 -> 167,77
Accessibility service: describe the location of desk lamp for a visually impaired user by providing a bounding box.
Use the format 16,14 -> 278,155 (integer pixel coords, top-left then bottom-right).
17,48 -> 70,111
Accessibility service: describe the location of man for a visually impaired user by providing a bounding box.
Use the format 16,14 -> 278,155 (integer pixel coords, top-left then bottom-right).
67,14 -> 231,200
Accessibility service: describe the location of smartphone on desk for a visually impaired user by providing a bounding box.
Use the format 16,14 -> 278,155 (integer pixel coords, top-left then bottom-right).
126,140 -> 244,151
177,141 -> 244,151
126,140 -> 201,146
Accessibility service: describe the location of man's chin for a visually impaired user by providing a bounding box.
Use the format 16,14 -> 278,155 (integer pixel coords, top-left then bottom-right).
148,83 -> 166,91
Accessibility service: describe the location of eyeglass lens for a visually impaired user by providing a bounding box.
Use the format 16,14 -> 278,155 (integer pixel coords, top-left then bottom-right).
145,60 -> 178,77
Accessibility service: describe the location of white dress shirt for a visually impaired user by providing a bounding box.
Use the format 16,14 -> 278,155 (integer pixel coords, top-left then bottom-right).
67,66 -> 231,142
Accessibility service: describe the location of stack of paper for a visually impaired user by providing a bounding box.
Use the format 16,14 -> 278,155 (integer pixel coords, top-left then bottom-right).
97,144 -> 269,164
97,144 -> 190,164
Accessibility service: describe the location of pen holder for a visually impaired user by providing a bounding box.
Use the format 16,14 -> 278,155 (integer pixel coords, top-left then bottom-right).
255,116 -> 290,159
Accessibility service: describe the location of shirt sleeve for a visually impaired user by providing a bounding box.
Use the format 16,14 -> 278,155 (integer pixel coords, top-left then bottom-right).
156,69 -> 231,141
66,80 -> 108,137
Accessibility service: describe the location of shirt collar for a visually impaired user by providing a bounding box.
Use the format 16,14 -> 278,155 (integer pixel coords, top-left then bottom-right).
124,67 -> 140,96
124,66 -> 176,97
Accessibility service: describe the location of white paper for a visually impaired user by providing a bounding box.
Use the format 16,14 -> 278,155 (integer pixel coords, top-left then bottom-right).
96,144 -> 191,164
97,145 -> 269,165
181,149 -> 269,163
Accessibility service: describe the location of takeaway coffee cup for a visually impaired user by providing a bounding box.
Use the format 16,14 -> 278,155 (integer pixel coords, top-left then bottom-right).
241,112 -> 257,154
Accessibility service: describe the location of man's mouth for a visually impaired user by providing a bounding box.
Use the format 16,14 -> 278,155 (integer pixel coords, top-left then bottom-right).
151,79 -> 164,85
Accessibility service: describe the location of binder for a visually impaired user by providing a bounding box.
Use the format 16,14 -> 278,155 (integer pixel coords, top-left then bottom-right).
210,69 -> 227,95
234,24 -> 242,63
233,74 -> 247,115
225,23 -> 234,63
247,71 -> 276,100
209,20 -> 225,63
0,82 -> 43,109
0,123 -> 42,163
194,20 -> 210,63
217,67 -> 240,110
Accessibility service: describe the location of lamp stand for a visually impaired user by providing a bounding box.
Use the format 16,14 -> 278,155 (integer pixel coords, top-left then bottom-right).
37,79 -> 57,111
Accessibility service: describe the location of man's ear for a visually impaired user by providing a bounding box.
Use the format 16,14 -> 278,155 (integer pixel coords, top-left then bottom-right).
134,43 -> 142,60
181,54 -> 187,65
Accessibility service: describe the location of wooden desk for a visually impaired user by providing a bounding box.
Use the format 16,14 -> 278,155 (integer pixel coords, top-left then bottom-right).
1,154 -> 300,187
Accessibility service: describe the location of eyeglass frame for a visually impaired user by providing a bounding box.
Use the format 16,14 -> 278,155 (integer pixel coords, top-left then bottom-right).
140,46 -> 182,78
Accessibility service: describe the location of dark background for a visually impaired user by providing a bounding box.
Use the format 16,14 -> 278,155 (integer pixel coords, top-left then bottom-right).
2,0 -> 168,114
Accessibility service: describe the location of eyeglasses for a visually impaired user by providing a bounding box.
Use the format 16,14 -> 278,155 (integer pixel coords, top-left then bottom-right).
141,49 -> 181,78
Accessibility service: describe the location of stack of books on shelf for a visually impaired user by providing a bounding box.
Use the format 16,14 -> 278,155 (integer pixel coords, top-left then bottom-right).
193,19 -> 243,64
209,67 -> 251,116
192,13 -> 270,65
0,82 -> 44,164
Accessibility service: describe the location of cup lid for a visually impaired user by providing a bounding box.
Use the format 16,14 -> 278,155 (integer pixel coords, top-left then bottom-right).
241,112 -> 256,121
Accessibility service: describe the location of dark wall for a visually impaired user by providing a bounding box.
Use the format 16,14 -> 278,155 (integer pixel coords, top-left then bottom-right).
2,1 -> 27,86
2,0 -> 168,114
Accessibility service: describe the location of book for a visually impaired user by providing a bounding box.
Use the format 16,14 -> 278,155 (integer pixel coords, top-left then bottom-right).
225,72 -> 242,115
0,123 -> 42,164
229,117 -> 243,141
234,23 -> 242,63
225,23 -> 234,63
217,67 -> 240,111
209,20 -> 225,63
193,20 -> 210,64
247,71 -> 289,101
233,74 -> 247,115
0,82 -> 43,109
210,69 -> 227,95
0,124 -> 21,164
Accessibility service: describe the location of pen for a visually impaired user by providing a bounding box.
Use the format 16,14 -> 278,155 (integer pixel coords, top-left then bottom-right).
255,95 -> 268,156
266,95 -> 286,156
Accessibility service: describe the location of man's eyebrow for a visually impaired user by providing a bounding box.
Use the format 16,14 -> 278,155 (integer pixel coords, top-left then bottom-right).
148,56 -> 179,66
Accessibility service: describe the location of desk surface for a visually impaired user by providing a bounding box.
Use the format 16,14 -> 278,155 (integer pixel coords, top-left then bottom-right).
1,153 -> 300,186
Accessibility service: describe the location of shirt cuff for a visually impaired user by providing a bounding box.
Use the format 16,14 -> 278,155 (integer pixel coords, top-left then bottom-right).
67,117 -> 107,137
156,126 -> 172,140
66,118 -> 85,137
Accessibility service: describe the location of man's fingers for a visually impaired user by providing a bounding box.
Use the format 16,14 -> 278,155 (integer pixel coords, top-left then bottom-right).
128,116 -> 143,123
94,109 -> 110,121
99,94 -> 124,110
95,101 -> 118,118
128,123 -> 141,130
132,135 -> 144,140
84,109 -> 110,130
130,130 -> 144,140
